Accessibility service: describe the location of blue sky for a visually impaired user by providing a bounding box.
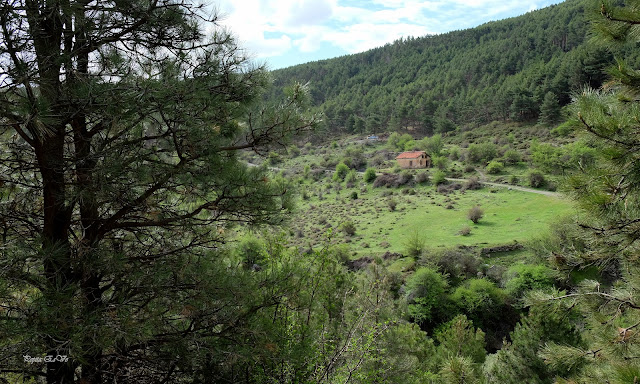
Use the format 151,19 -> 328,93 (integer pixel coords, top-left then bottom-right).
215,0 -> 565,70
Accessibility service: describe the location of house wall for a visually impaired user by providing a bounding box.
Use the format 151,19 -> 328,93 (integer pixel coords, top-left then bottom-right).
397,156 -> 430,169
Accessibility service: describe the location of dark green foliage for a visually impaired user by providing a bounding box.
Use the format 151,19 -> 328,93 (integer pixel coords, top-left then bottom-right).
350,191 -> 358,200
483,302 -> 583,384
237,235 -> 267,268
267,0 -> 609,134
435,315 -> 486,365
502,149 -> 522,165
532,2 -> 640,381
0,2 -> 319,381
538,91 -> 562,125
405,267 -> 451,328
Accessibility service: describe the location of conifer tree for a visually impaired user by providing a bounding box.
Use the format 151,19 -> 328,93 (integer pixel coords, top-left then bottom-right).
0,1 -> 316,382
533,1 -> 640,382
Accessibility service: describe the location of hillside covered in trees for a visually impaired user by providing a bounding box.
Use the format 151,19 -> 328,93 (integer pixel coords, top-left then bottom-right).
269,0 -> 628,136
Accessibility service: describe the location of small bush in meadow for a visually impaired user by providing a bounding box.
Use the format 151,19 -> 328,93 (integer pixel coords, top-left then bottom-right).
341,221 -> 356,236
432,170 -> 447,185
467,206 -> 484,224
458,226 -> 472,236
364,168 -> 377,183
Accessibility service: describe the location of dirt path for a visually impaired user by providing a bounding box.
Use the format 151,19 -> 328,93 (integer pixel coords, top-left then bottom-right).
445,178 -> 561,197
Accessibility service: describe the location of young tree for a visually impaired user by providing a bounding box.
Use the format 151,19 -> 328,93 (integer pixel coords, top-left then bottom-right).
0,1 -> 316,382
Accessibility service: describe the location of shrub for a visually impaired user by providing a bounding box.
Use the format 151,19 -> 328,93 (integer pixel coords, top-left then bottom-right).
405,267 -> 450,325
432,155 -> 449,170
373,172 -> 414,188
364,167 -> 377,183
237,235 -> 266,268
432,170 -> 447,185
485,160 -> 504,175
387,198 -> 398,211
267,151 -> 282,165
463,176 -> 482,191
505,264 -> 556,297
502,149 -> 522,165
341,221 -> 356,236
350,191 -> 358,200
416,171 -> 429,184
404,230 -> 426,258
333,162 -> 349,182
345,169 -> 358,184
459,226 -> 472,236
467,206 -> 484,224
528,170 -> 546,188
467,142 -> 498,164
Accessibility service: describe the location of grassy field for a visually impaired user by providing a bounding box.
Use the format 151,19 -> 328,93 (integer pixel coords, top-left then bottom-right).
290,180 -> 574,257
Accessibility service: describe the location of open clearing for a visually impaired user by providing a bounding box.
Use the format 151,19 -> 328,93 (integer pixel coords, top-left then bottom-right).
292,182 -> 574,256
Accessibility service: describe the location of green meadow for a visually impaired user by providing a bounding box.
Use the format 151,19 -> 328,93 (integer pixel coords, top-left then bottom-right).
291,180 -> 574,256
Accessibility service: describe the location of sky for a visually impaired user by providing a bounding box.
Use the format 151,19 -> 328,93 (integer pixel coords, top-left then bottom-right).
214,0 -> 565,70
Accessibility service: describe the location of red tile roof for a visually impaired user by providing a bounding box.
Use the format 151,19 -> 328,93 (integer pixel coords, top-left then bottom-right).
395,151 -> 427,159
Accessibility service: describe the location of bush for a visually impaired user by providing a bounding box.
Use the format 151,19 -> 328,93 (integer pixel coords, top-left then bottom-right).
404,230 -> 426,258
349,191 -> 358,200
237,235 -> 266,268
405,267 -> 450,326
528,170 -> 546,188
387,198 -> 398,211
458,226 -> 472,236
373,172 -> 414,188
464,176 -> 482,191
432,155 -> 449,170
505,264 -> 556,297
416,171 -> 430,184
485,160 -> 504,175
364,167 -> 377,183
333,162 -> 349,182
502,149 -> 522,165
467,206 -> 484,224
345,169 -> 358,184
341,221 -> 356,236
467,142 -> 498,164
432,170 -> 447,185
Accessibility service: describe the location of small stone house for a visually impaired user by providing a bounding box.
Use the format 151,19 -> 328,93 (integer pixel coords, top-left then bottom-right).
395,151 -> 431,169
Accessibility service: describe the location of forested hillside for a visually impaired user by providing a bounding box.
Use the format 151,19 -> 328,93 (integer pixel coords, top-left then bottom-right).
269,0 -> 622,136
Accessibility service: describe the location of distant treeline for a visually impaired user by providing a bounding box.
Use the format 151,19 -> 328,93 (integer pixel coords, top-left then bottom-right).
267,0 -> 637,137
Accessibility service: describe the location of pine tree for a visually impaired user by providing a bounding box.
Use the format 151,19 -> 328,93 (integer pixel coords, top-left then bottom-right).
538,91 -> 562,125
0,1 -> 316,382
533,1 -> 640,382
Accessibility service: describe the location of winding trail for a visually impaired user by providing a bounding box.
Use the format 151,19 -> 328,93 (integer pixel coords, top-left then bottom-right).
445,178 -> 561,197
